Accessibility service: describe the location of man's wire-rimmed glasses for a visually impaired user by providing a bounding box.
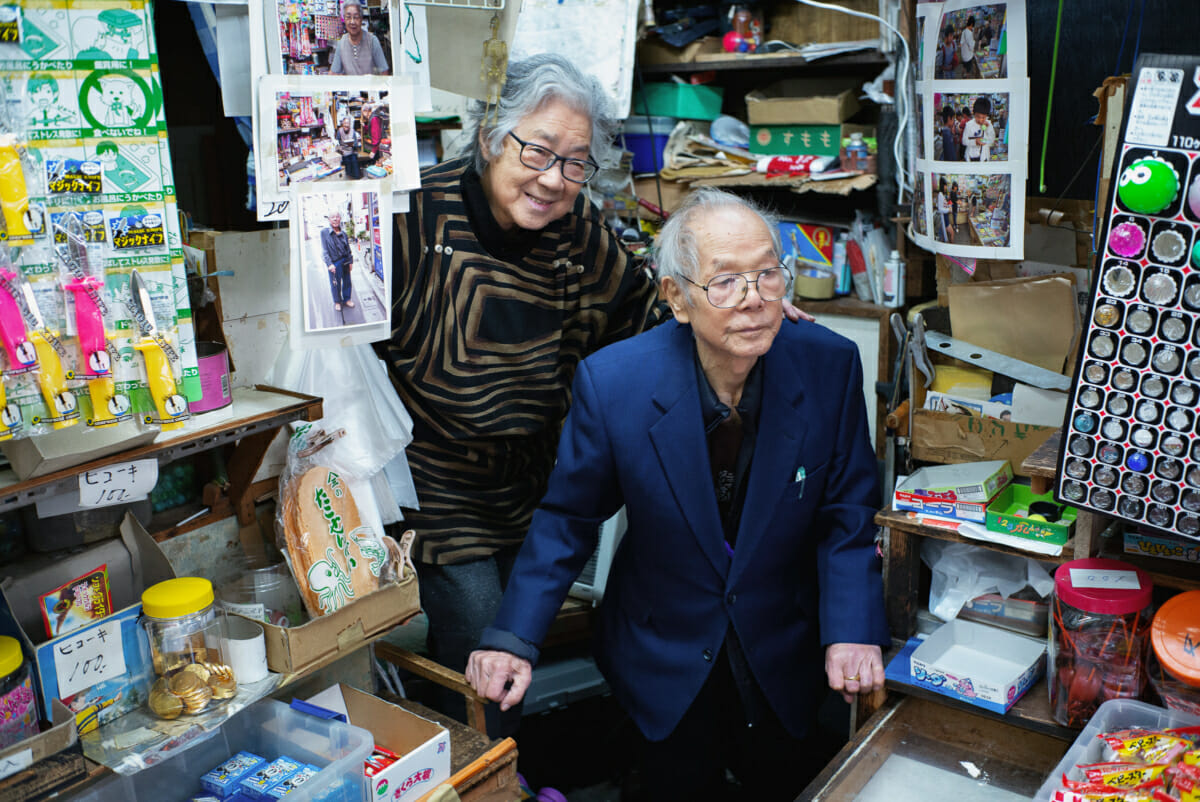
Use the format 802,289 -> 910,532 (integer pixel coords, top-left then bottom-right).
508,132 -> 599,184
681,265 -> 794,308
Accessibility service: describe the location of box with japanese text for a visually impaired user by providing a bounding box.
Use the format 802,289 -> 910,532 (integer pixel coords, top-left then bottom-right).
893,460 -> 1013,523
307,684 -> 450,801
908,620 -> 1046,714
0,513 -> 172,736
749,123 -> 873,157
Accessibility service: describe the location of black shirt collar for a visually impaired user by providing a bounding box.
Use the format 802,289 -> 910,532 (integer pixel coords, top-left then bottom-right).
694,346 -> 763,434
461,162 -> 545,262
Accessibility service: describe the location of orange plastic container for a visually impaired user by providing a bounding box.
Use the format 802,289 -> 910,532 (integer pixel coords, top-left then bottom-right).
1149,590 -> 1200,716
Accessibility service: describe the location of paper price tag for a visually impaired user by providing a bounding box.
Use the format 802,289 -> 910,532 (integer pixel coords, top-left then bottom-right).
1069,568 -> 1141,590
53,619 -> 126,698
77,459 -> 157,508
0,749 -> 32,782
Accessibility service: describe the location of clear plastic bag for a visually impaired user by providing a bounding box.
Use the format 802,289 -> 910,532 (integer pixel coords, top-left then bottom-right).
921,538 -> 1054,622
275,423 -> 409,618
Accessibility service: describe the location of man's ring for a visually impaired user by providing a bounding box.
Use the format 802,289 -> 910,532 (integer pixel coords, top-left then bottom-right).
845,674 -> 860,681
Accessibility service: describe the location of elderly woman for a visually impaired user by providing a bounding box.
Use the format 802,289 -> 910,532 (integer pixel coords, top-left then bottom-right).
330,0 -> 388,76
378,54 -> 665,733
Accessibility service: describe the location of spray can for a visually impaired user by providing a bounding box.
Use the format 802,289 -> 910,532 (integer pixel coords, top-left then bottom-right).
883,250 -> 905,308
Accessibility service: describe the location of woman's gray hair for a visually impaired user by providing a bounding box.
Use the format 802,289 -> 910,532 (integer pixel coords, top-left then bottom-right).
342,0 -> 363,12
654,188 -> 782,305
459,53 -> 619,174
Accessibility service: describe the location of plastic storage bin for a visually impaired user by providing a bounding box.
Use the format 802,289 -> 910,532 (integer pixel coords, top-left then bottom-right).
1032,698 -> 1200,801
620,116 -> 676,174
70,698 -> 373,802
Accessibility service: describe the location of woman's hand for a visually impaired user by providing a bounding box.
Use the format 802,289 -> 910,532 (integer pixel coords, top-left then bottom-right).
783,299 -> 815,323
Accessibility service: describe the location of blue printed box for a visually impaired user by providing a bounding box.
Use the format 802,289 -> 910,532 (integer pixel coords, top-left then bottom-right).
200,750 -> 266,796
265,764 -> 320,798
909,619 -> 1045,714
240,756 -> 302,799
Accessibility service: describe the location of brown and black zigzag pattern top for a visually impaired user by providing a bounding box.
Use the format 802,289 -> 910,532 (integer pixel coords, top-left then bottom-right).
380,158 -> 665,564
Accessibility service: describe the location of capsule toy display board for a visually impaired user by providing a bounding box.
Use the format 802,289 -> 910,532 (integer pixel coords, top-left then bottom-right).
1056,53 -> 1200,542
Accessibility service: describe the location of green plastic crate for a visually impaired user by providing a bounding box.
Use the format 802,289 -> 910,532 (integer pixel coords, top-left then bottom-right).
985,484 -> 1078,546
631,83 -> 724,120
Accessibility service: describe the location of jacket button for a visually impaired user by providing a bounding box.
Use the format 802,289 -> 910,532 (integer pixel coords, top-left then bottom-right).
726,593 -> 736,606
576,264 -> 584,273
445,246 -> 454,255
422,245 -> 429,254
434,244 -> 443,253
702,649 -> 713,662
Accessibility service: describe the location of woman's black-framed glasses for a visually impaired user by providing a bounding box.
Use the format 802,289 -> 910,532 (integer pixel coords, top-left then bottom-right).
508,132 -> 599,184
682,265 -> 794,308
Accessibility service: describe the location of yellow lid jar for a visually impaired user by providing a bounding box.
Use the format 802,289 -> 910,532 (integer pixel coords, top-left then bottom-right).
140,578 -> 236,720
0,635 -> 38,748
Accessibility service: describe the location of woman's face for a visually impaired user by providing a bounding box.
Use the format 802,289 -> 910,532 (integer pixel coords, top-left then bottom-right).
480,98 -> 591,231
344,5 -> 363,36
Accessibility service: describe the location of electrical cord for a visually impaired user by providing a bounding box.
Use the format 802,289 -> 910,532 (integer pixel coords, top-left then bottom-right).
792,0 -> 912,203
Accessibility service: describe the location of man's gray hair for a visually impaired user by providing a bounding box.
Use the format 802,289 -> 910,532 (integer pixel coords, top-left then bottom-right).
654,188 -> 782,305
459,53 -> 619,174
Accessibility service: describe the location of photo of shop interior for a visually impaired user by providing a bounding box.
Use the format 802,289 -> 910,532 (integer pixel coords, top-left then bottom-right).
275,90 -> 391,186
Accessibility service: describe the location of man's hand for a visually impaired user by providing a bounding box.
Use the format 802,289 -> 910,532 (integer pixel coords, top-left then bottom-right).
327,264 -> 335,273
783,298 -> 816,323
825,643 -> 884,703
465,650 -> 533,712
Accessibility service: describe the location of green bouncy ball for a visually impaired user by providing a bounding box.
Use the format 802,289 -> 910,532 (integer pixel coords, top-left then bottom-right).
1117,157 -> 1179,214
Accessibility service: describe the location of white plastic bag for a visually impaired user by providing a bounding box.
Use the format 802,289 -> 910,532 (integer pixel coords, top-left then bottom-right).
921,539 -> 1054,622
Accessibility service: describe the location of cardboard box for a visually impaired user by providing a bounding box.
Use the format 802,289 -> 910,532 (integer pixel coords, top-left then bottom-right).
0,700 -> 78,793
910,409 -> 1058,478
633,177 -> 691,215
745,80 -> 860,125
1,425 -> 157,480
749,123 -> 873,157
0,736 -> 86,801
0,513 -> 173,736
986,484 -> 1077,547
766,0 -> 879,46
1123,530 -> 1200,563
306,684 -> 450,802
909,619 -> 1046,714
246,576 -> 420,675
631,83 -> 724,121
893,460 -> 1013,523
635,36 -> 723,66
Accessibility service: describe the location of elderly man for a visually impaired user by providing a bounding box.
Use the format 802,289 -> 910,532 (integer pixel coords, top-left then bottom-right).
321,211 -> 354,312
466,188 -> 889,799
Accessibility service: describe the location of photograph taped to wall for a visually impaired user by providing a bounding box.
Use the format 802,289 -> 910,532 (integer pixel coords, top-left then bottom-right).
272,0 -> 399,77
913,170 -> 929,238
934,2 -> 1007,80
931,170 -> 1012,249
255,74 -> 409,221
399,1 -> 432,113
932,90 -> 1011,162
291,182 -> 392,346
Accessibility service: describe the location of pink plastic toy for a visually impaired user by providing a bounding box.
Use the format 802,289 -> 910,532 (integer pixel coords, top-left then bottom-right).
65,276 -> 109,376
0,269 -> 35,371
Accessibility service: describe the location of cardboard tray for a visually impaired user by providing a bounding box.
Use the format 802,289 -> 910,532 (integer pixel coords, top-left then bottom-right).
986,483 -> 1077,546
0,699 -> 77,791
907,619 -> 1045,714
248,574 -> 420,676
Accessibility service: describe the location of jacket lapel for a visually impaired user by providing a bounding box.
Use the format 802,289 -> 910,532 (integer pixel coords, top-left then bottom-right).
648,324 -> 730,578
729,340 -> 809,584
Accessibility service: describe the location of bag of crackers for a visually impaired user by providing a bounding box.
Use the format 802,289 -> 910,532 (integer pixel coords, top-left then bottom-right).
275,422 -> 409,619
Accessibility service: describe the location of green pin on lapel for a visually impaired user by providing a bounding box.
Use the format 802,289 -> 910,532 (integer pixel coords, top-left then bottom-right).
796,467 -> 806,499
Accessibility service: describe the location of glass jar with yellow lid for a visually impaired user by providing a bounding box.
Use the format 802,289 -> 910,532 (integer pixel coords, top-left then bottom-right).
140,577 -> 236,719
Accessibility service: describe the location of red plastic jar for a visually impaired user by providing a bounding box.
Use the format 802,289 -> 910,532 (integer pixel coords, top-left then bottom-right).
1049,558 -> 1154,728
1148,590 -> 1200,716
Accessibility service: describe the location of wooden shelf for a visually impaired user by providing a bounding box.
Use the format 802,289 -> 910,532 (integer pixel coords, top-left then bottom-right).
885,674 -> 1077,742
877,506 -> 1077,564
0,386 -> 322,517
1099,548 -> 1200,593
793,296 -> 892,319
638,50 -> 888,74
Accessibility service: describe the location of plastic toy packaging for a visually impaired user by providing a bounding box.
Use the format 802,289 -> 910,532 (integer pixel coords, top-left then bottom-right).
53,214 -> 130,428
1048,727 -> 1200,802
124,268 -> 190,432
275,422 -> 409,619
0,247 -> 69,438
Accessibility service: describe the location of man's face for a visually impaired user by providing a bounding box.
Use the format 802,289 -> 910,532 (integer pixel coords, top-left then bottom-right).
344,5 -> 362,36
329,214 -> 341,230
663,206 -> 784,367
341,117 -> 351,130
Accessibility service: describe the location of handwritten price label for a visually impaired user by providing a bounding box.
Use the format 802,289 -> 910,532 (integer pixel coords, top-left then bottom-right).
77,459 -> 157,508
1069,568 -> 1141,590
0,749 -> 32,781
53,619 -> 126,698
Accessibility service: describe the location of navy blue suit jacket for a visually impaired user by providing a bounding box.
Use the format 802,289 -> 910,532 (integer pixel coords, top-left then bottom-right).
486,319 -> 889,741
